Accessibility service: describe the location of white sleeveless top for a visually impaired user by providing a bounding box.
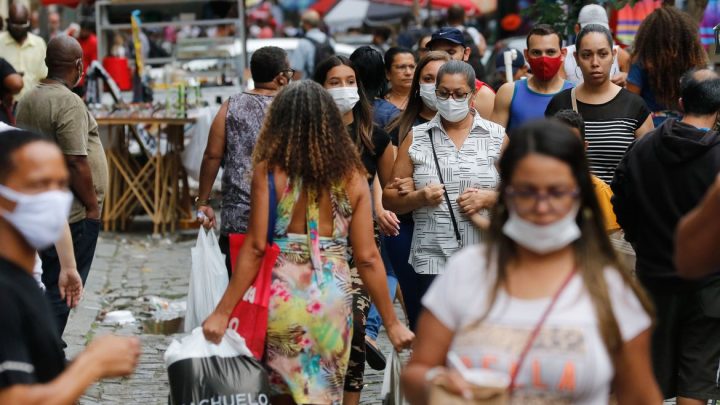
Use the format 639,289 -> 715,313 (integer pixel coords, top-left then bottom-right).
563,44 -> 621,85
407,112 -> 504,275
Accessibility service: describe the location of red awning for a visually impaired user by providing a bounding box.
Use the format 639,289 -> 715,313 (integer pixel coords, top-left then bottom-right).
375,0 -> 480,14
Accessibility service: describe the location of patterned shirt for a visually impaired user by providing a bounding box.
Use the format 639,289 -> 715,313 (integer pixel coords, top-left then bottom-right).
220,92 -> 274,235
408,112 -> 504,275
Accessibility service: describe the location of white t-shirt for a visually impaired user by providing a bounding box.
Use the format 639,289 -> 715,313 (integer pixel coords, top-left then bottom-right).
563,44 -> 621,85
422,245 -> 650,404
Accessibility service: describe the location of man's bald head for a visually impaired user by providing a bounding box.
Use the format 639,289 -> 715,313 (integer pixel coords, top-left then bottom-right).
7,3 -> 30,43
45,35 -> 84,86
301,10 -> 321,29
680,68 -> 720,116
9,3 -> 29,22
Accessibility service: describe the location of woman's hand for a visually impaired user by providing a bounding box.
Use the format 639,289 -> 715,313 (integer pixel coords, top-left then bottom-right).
386,320 -> 415,352
457,188 -> 497,215
432,368 -> 478,400
197,205 -> 217,230
202,311 -> 230,344
377,209 -> 401,236
389,177 -> 416,196
421,184 -> 445,207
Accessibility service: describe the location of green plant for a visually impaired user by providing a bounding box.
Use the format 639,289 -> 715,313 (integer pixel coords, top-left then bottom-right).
522,0 -> 639,38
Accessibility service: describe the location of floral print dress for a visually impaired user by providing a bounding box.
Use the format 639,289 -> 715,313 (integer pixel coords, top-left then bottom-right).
265,177 -> 354,405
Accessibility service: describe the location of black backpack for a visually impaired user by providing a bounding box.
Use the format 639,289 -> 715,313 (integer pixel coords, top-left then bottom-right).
306,36 -> 335,76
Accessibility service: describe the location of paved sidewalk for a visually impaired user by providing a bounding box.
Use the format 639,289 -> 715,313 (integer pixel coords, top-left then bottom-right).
66,231 -> 397,404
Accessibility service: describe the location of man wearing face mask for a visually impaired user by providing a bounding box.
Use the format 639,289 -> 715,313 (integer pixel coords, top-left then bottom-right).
426,27 -> 495,120
491,25 -> 573,132
612,69 -> 720,404
15,35 -> 108,338
0,129 -> 141,404
196,46 -> 291,275
0,3 -> 48,101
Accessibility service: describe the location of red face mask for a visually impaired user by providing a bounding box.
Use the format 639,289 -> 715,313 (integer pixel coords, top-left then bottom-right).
528,55 -> 563,81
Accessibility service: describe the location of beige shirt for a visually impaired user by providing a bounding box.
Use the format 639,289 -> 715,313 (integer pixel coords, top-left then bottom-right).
0,31 -> 48,100
16,82 -> 108,223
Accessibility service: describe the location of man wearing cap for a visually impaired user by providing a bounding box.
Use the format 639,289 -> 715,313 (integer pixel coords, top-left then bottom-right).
562,4 -> 630,86
489,48 -> 528,91
491,24 -> 574,131
426,27 -> 495,120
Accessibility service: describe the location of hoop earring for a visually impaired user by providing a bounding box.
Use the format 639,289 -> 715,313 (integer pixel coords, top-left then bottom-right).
582,207 -> 594,221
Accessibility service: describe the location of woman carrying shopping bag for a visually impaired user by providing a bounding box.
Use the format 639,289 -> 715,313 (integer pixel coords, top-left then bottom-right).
203,81 -> 414,405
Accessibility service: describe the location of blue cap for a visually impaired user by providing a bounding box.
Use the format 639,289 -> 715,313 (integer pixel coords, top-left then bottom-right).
427,27 -> 466,49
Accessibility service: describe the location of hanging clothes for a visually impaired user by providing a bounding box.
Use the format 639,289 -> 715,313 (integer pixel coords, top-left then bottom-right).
700,0 -> 720,50
615,0 -> 662,46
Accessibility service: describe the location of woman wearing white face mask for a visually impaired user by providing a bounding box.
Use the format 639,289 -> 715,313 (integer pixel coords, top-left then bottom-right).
313,56 -> 398,405
402,120 -> 661,404
383,60 -> 508,329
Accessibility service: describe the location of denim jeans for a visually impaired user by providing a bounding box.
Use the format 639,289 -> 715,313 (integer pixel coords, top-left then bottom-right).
40,218 -> 101,337
365,234 -> 398,341
380,219 -> 435,331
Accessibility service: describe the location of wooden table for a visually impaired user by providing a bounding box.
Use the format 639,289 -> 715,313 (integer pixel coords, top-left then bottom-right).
97,115 -> 196,234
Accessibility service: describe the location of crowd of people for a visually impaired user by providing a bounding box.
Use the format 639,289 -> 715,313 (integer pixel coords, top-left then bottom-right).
2,1 -> 720,405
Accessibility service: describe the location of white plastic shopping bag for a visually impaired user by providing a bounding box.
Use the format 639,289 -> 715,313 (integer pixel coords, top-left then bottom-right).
381,350 -> 407,405
184,228 -> 229,332
165,328 -> 270,405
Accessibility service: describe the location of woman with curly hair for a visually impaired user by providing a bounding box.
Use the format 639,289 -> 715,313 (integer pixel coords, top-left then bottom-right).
202,81 -> 414,405
628,6 -> 708,126
313,55 -> 398,404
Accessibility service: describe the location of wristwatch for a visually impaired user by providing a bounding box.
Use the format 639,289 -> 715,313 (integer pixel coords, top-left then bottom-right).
194,196 -> 211,207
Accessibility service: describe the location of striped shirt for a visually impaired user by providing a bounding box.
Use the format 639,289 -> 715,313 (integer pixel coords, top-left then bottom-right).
408,112 -> 504,275
545,88 -> 651,183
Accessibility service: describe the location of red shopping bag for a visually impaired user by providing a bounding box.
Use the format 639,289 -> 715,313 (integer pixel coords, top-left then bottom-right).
227,234 -> 279,360
226,172 -> 279,360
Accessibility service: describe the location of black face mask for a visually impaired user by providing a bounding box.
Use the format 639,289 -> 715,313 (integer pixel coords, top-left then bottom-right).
7,21 -> 29,43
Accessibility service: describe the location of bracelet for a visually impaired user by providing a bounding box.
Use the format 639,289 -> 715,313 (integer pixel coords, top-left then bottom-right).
194,197 -> 211,207
424,366 -> 445,383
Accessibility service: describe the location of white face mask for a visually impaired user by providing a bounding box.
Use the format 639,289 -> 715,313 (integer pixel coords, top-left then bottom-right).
502,203 -> 581,254
436,97 -> 470,122
0,184 -> 73,250
419,83 -> 437,111
327,86 -> 360,115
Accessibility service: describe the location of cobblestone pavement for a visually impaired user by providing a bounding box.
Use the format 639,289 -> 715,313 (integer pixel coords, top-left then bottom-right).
66,231 -> 399,405
66,231 -> 689,405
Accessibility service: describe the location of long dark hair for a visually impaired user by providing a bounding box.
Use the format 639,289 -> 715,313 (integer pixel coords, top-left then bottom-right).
387,51 -> 450,144
632,6 -> 708,110
314,55 -> 375,153
350,45 -> 387,100
481,120 -> 653,355
253,81 -> 365,189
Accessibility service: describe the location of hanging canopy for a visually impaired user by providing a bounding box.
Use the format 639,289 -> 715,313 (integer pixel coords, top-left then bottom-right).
323,0 -> 411,31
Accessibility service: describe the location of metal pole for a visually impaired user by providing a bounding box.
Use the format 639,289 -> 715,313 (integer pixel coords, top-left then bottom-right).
237,0 -> 247,90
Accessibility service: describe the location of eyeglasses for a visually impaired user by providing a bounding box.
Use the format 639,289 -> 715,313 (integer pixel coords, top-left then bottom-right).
7,21 -> 30,28
393,64 -> 416,72
505,186 -> 580,213
280,69 -> 295,79
435,89 -> 472,102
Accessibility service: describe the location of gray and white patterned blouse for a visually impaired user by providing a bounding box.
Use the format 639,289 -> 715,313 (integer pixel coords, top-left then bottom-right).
220,92 -> 274,235
408,112 -> 505,275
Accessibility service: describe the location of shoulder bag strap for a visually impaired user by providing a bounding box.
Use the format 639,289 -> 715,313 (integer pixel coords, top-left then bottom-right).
427,129 -> 463,247
570,87 -> 579,113
509,268 -> 577,392
266,171 -> 278,244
